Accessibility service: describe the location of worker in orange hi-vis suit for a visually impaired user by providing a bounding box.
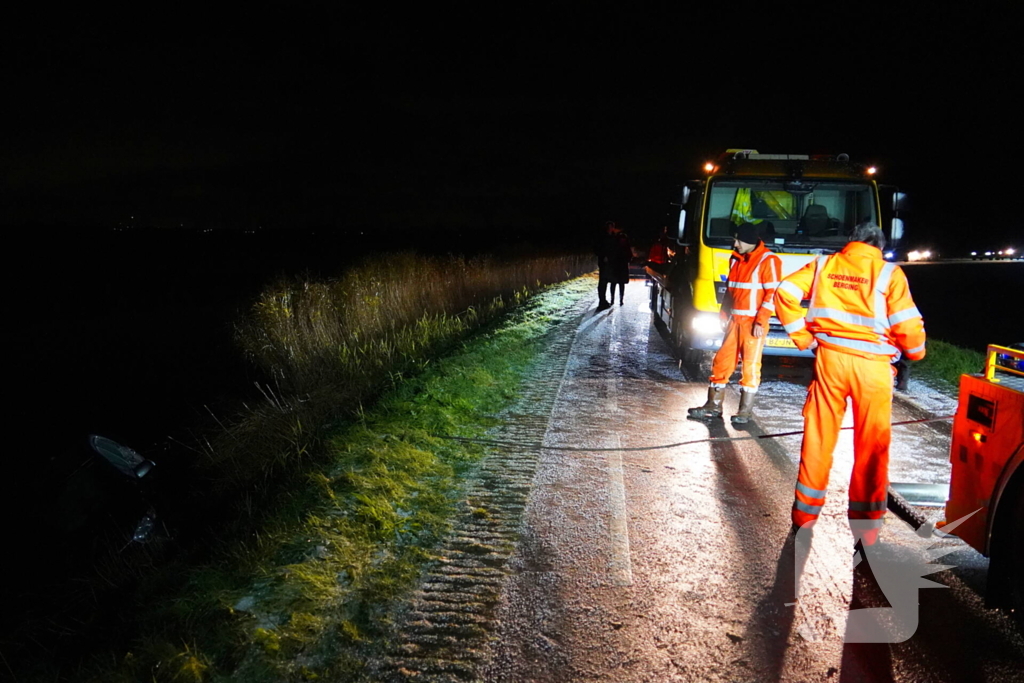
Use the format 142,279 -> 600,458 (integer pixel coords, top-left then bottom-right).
688,222 -> 782,424
774,222 -> 926,546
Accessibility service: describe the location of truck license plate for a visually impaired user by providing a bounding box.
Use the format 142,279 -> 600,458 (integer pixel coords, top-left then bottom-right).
766,336 -> 796,348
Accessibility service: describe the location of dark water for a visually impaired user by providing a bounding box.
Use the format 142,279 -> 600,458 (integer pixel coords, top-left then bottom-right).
12,230 -> 361,466
901,261 -> 1023,352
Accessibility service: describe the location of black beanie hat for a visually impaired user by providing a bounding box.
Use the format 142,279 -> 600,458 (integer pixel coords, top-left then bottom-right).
735,222 -> 760,245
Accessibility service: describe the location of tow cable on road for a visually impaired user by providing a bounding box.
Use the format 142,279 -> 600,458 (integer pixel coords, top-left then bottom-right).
433,414 -> 955,531
434,415 -> 954,453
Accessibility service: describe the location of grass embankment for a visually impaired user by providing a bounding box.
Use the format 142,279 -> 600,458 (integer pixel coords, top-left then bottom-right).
911,338 -> 987,393
74,253 -> 593,682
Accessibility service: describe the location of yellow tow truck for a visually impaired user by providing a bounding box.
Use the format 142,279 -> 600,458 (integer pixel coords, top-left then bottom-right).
648,149 -> 907,362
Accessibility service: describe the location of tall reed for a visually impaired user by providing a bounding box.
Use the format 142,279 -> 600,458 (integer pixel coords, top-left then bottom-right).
213,251 -> 592,489
237,252 -> 591,396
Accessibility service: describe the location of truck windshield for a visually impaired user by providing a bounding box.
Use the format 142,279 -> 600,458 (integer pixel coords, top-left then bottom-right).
704,179 -> 878,249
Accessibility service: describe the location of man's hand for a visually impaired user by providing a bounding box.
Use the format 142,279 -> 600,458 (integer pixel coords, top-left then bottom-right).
752,322 -> 765,338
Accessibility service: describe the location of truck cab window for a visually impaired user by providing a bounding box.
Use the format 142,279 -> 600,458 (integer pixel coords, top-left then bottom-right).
705,180 -> 877,248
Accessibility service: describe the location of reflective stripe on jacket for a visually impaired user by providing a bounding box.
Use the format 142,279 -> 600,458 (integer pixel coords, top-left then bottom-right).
722,241 -> 782,327
774,242 -> 926,361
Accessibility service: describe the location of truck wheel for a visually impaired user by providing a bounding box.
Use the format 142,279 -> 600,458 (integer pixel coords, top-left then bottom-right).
988,463 -> 1024,624
1009,480 -> 1024,627
682,345 -> 708,365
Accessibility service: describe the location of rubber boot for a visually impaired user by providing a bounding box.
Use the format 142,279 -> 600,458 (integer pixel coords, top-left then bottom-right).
731,389 -> 756,424
894,359 -> 910,391
687,387 -> 725,419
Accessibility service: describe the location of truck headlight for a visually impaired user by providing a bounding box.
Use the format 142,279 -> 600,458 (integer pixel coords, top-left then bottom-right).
692,313 -> 723,334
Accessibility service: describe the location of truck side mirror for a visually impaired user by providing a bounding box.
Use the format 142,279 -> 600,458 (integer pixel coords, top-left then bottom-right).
891,217 -> 904,242
676,209 -> 687,243
893,191 -> 908,213
680,186 -> 691,206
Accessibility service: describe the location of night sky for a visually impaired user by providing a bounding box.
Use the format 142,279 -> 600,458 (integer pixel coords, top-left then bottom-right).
4,7 -> 1019,254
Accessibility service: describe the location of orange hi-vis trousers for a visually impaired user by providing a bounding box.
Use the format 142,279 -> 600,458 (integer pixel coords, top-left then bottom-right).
792,347 -> 894,543
710,317 -> 765,391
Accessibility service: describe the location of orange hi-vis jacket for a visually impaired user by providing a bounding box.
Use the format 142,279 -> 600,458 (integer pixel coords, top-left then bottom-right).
721,241 -> 782,327
774,242 -> 926,361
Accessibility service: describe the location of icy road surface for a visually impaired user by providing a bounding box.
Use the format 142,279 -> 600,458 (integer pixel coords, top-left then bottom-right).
481,279 -> 1023,683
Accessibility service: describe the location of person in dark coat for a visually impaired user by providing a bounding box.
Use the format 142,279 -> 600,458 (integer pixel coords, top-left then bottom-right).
596,221 -> 633,310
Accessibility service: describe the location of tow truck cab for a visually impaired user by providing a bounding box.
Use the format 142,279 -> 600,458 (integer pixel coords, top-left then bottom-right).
648,150 -> 907,361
